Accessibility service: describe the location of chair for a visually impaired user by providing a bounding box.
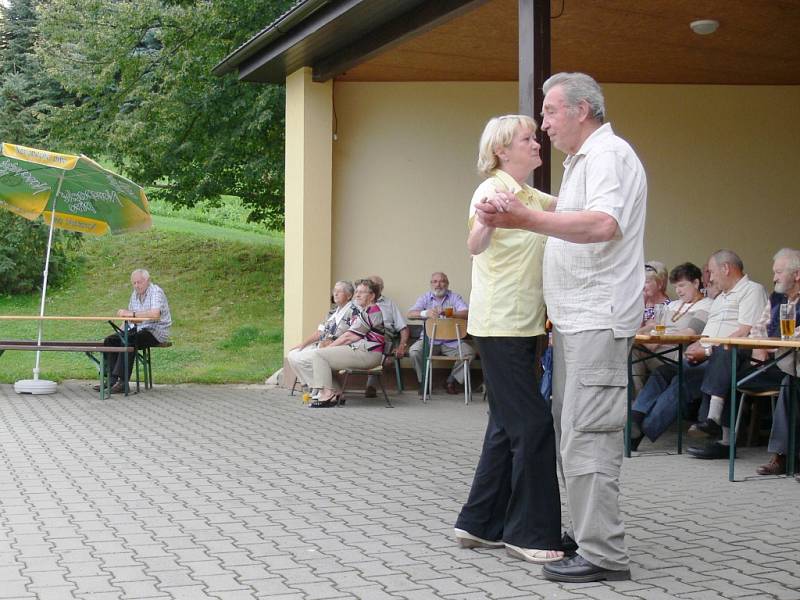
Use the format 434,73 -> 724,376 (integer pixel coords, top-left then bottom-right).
338,337 -> 396,408
423,317 -> 472,405
292,333 -> 403,400
735,388 -> 779,447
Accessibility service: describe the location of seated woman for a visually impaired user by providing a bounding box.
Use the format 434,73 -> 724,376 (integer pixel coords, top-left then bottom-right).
308,279 -> 386,408
287,280 -> 356,394
630,262 -> 713,449
642,260 -> 671,325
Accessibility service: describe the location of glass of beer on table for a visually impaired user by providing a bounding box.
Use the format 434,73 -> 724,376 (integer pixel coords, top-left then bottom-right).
443,306 -> 454,318
652,304 -> 667,335
779,303 -> 796,340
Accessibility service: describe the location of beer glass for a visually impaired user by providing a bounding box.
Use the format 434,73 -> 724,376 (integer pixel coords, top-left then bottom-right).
443,306 -> 454,318
652,304 -> 667,335
779,303 -> 796,340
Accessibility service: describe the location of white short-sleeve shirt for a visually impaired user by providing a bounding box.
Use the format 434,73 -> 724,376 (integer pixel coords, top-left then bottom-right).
543,123 -> 648,338
701,275 -> 768,338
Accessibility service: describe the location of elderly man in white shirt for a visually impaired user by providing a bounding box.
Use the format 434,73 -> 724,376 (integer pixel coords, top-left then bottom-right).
476,72 -> 645,583
365,275 -> 410,397
689,249 -> 796,461
97,268 -> 172,394
630,250 -> 767,450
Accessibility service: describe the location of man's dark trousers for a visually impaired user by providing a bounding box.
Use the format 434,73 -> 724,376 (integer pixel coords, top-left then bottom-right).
701,346 -> 785,423
103,329 -> 160,382
455,336 -> 561,549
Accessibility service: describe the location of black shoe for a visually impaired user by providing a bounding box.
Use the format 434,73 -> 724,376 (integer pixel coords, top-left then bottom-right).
629,433 -> 645,452
542,554 -> 630,583
109,381 -> 126,394
689,418 -> 722,438
93,379 -> 117,392
561,532 -> 578,557
687,442 -> 734,460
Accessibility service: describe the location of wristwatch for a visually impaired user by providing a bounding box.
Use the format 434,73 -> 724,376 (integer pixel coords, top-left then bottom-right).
704,346 -> 712,357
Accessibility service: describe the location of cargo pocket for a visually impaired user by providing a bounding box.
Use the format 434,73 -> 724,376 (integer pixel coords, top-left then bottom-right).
573,367 -> 627,432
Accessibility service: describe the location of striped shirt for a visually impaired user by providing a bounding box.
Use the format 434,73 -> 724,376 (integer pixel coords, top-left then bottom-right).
129,282 -> 172,343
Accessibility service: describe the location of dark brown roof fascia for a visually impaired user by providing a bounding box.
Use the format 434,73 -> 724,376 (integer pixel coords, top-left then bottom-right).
212,0 -> 336,77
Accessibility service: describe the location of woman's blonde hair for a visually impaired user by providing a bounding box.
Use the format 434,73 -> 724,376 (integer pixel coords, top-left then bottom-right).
477,115 -> 538,178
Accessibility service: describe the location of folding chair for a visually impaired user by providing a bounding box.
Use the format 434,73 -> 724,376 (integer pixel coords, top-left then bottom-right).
338,336 -> 396,408
422,317 -> 472,405
735,387 -> 779,447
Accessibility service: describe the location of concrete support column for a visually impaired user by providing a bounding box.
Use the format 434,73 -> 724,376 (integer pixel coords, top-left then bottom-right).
283,67 -> 333,365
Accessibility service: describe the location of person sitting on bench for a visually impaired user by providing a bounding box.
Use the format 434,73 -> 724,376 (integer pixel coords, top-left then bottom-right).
95,268 -> 172,393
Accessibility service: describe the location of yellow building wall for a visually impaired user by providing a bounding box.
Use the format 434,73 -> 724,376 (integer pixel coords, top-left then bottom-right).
284,68 -> 333,354
331,82 -> 799,308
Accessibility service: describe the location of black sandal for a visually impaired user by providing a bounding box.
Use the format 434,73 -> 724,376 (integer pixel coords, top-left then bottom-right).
309,399 -> 336,408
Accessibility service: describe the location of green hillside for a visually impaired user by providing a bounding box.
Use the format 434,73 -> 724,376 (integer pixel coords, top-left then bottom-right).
0,217 -> 284,384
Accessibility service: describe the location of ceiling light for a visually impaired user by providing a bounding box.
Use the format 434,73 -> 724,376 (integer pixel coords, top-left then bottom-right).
690,19 -> 719,35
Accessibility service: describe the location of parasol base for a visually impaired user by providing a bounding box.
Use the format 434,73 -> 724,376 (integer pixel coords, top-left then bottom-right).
14,379 -> 58,395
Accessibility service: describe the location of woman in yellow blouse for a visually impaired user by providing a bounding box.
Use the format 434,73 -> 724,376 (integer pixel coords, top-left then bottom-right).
454,115 -> 564,563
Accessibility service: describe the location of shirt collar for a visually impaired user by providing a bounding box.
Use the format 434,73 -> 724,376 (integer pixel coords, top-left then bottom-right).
136,283 -> 151,303
567,122 -> 614,162
491,169 -> 535,200
722,274 -> 750,297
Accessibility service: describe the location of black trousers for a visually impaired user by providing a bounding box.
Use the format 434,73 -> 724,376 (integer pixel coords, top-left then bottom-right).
103,329 -> 159,381
700,347 -> 785,423
455,336 -> 562,549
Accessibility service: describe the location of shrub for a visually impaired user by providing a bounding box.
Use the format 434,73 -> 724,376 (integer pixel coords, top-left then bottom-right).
0,212 -> 83,295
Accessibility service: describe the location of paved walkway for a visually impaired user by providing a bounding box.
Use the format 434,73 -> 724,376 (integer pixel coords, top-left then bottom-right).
0,382 -> 798,600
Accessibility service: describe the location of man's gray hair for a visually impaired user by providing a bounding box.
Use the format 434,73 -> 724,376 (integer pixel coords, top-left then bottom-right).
773,248 -> 800,272
131,268 -> 150,281
710,249 -> 744,273
543,72 -> 605,123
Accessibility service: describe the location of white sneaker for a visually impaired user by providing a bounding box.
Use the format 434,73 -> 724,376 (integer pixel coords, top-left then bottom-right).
454,528 -> 504,549
505,543 -> 564,563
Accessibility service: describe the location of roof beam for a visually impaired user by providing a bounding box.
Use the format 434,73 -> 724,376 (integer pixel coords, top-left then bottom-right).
312,0 -> 489,82
237,0 -> 364,81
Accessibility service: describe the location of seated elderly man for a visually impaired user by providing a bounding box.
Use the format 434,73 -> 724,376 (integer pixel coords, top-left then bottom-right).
96,268 -> 172,394
408,272 -> 475,395
365,275 -> 410,398
689,248 -> 800,460
630,250 -> 767,450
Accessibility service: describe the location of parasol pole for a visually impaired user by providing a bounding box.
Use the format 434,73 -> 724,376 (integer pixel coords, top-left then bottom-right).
14,171 -> 64,395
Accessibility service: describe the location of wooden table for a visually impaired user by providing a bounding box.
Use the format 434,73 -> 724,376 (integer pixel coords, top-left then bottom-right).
702,336 -> 799,481
0,315 -> 150,397
628,334 -> 702,457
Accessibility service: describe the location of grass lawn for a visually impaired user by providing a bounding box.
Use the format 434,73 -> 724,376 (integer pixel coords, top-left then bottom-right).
0,215 -> 284,384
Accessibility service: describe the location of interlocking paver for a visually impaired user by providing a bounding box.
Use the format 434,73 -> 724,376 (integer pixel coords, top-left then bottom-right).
1,382 -> 799,600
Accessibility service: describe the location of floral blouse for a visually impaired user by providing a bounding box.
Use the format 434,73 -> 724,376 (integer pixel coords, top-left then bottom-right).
318,302 -> 358,341
642,299 -> 670,325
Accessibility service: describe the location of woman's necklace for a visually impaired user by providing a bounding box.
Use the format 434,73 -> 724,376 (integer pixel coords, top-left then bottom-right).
670,294 -> 702,322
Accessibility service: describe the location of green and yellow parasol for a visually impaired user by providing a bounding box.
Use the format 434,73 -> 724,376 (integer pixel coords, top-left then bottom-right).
0,143 -> 152,393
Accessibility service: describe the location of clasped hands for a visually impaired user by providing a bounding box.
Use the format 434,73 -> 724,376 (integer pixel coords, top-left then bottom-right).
474,190 -> 527,229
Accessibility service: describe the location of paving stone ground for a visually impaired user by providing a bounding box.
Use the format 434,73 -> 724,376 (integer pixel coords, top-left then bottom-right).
0,381 -> 798,600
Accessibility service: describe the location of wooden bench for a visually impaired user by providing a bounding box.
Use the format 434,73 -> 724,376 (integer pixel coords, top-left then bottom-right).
0,340 -> 136,398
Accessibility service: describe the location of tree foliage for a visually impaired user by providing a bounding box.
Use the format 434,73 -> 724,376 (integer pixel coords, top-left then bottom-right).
0,211 -> 82,294
0,0 -> 82,293
34,0 -> 293,228
0,0 -> 72,145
